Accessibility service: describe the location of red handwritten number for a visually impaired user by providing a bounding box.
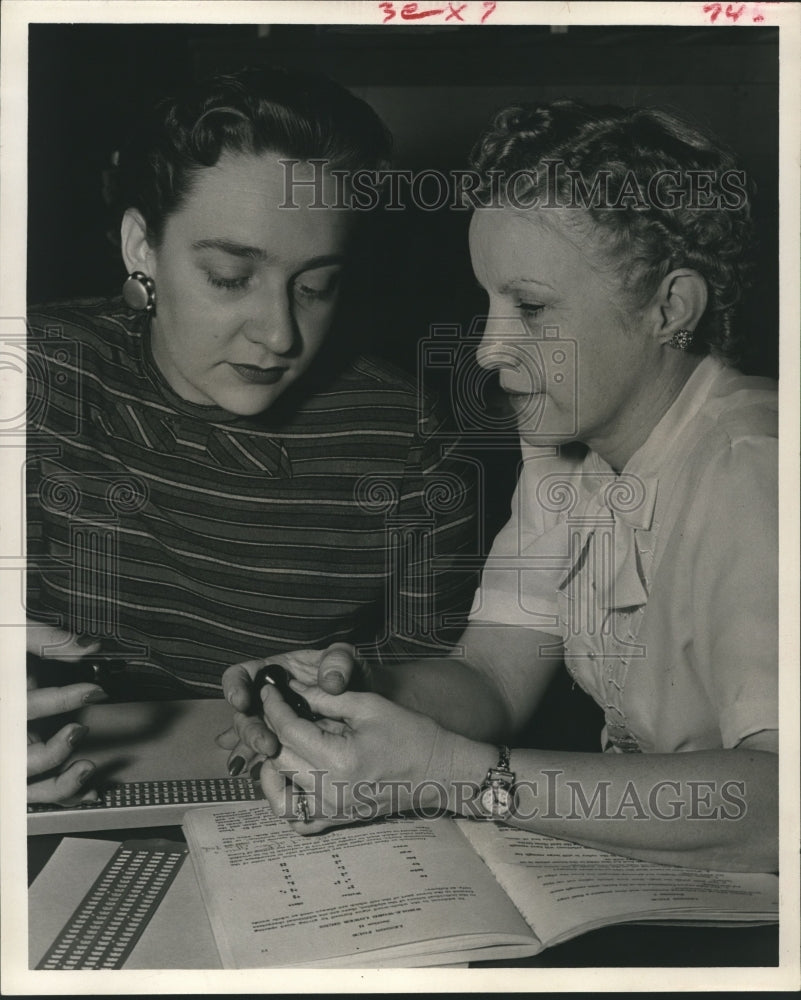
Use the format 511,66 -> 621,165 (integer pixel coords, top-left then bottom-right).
446,2 -> 467,21
703,1 -> 755,23
380,0 -> 498,24
401,3 -> 444,18
725,3 -> 745,20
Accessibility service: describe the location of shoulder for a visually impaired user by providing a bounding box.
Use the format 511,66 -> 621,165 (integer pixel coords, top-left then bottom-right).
27,297 -> 144,358
333,354 -> 424,408
674,363 -> 777,498
699,363 -> 777,446
292,353 -> 451,435
674,368 -> 778,544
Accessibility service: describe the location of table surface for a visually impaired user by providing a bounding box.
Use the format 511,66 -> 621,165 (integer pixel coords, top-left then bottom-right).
28,826 -> 779,970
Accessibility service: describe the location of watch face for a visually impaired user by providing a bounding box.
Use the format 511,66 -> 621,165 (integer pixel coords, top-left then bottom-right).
480,785 -> 511,816
479,787 -> 497,814
495,787 -> 511,811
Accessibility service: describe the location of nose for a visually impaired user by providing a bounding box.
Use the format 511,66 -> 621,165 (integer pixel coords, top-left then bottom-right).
241,288 -> 296,356
475,311 -> 527,373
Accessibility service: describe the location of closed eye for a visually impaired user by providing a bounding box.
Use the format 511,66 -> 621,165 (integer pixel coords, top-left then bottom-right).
206,272 -> 250,292
292,274 -> 341,303
518,302 -> 544,317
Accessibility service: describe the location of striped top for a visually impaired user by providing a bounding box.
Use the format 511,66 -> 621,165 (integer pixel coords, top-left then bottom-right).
27,299 -> 479,695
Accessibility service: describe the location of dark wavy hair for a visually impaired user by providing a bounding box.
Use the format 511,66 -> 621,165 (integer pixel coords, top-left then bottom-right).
469,100 -> 755,365
113,66 -> 392,247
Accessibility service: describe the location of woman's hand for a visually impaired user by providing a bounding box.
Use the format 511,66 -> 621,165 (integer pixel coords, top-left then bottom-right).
26,620 -> 106,805
27,679 -> 105,804
256,680 -> 452,835
217,644 -> 365,776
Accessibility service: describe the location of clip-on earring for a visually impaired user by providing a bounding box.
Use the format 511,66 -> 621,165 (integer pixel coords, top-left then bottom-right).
122,271 -> 156,313
667,328 -> 694,351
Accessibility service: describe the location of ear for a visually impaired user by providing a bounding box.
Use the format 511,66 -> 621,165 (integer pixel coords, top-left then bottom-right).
120,209 -> 155,276
647,269 -> 708,345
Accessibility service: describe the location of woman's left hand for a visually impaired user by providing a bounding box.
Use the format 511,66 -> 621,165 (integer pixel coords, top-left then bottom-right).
256,680 -> 452,835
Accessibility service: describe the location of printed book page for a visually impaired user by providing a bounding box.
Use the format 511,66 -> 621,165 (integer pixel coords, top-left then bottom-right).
457,822 -> 779,949
183,802 -> 539,967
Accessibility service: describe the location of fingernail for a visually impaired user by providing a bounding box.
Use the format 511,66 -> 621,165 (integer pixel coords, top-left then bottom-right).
82,689 -> 108,704
76,635 -> 99,648
77,764 -> 96,784
325,671 -> 346,692
250,761 -> 263,780
68,725 -> 89,747
228,756 -> 245,776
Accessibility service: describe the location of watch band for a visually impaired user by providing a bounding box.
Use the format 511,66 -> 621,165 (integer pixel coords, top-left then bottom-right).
476,745 -> 516,820
494,745 -> 511,773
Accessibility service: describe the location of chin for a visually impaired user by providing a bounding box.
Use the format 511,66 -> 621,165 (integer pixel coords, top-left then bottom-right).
216,387 -> 286,417
517,426 -> 577,448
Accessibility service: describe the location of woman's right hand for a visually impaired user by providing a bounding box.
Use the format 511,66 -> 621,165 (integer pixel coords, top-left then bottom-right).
218,644 -> 363,775
26,621 -> 106,805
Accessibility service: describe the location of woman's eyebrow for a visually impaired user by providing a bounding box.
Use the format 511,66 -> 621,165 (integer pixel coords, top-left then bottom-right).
192,238 -> 270,260
191,238 -> 344,271
499,277 -> 555,293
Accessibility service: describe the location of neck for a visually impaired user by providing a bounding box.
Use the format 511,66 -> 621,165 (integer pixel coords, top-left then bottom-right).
590,352 -> 703,473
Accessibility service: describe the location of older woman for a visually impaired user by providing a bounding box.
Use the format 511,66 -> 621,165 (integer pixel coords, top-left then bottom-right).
224,100 -> 777,873
25,68 -> 478,803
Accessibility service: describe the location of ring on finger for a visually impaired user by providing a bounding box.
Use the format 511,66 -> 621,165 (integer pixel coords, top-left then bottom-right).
293,788 -> 311,824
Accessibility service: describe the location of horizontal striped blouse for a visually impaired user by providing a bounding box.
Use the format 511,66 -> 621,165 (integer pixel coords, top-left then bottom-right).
27,299 -> 479,696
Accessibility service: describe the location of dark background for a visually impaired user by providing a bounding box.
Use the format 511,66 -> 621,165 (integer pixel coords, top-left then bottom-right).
28,23 -> 779,378
26,23 -> 781,750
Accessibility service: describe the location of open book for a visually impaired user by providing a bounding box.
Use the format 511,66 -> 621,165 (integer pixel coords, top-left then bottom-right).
183,801 -> 778,968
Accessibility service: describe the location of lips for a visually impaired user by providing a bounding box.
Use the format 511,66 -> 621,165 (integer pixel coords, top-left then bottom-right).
502,387 -> 542,398
230,364 -> 287,385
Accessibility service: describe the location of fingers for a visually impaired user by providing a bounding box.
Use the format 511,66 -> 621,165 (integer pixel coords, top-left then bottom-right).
221,660 -> 265,714
27,721 -> 89,776
27,759 -> 99,805
215,726 -> 239,751
317,643 -> 358,694
27,720 -> 100,806
233,709 -> 280,758
221,710 -> 281,777
258,764 -> 329,836
222,645 -> 360,715
286,685 -> 378,728
26,620 -> 101,660
27,682 -> 107,721
260,684 -> 329,754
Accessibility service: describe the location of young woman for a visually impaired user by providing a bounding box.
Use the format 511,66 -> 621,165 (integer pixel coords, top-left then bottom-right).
26,68 -> 478,803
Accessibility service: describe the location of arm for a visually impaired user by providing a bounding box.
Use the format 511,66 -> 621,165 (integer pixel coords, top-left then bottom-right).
255,683 -> 777,873
437,728 -> 778,872
218,622 -> 563,767
369,622 -> 563,741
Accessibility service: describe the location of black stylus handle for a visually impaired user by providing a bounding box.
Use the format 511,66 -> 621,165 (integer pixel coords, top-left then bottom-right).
252,664 -> 321,722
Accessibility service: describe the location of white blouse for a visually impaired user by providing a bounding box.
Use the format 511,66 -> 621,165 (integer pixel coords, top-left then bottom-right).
469,356 -> 778,753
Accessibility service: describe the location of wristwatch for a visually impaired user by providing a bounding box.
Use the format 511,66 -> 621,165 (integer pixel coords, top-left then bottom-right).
476,745 -> 516,820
